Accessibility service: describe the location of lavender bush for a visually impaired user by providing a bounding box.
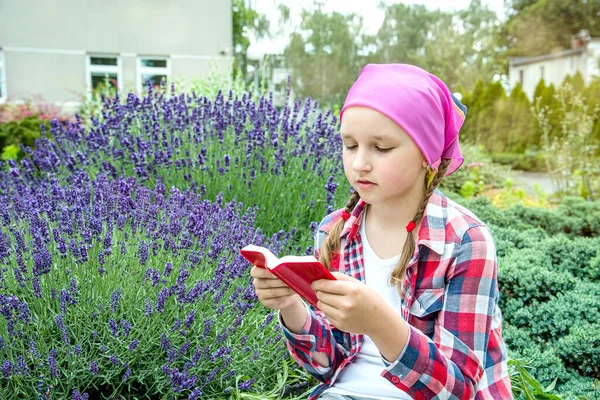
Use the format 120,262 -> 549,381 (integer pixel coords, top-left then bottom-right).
4,80 -> 350,239
0,171 -> 312,398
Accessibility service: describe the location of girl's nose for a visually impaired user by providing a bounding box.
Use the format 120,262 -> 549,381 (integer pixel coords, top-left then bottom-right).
352,149 -> 372,172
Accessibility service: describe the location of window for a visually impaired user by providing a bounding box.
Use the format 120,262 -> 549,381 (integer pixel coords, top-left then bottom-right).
86,55 -> 121,94
138,57 -> 170,94
519,70 -> 524,87
0,49 -> 6,102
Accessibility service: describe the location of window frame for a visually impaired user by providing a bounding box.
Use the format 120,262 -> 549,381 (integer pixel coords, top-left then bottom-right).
86,54 -> 122,97
137,56 -> 171,94
0,49 -> 6,103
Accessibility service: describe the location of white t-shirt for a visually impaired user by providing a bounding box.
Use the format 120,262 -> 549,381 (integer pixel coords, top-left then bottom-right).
322,205 -> 412,400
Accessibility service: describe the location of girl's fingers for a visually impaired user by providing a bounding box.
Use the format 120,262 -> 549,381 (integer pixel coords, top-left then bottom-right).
253,277 -> 288,289
257,287 -> 296,299
250,266 -> 277,279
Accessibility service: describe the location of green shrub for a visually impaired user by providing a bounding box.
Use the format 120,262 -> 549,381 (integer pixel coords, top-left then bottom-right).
490,226 -> 548,257
0,116 -> 51,160
557,323 -> 600,380
511,347 -> 570,387
503,322 -> 536,354
540,235 -> 600,281
459,195 -> 600,238
498,248 -> 576,304
524,283 -> 600,342
556,375 -> 600,400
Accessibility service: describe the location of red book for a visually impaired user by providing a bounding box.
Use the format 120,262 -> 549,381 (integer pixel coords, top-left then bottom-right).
240,244 -> 337,309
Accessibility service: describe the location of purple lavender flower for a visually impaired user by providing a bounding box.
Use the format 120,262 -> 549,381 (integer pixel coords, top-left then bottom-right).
110,355 -> 120,366
1,360 -> 13,378
55,314 -> 70,346
163,262 -> 173,276
16,356 -> 28,375
89,360 -> 99,375
109,319 -> 119,337
160,333 -> 170,351
189,388 -> 203,400
122,364 -> 132,381
145,298 -> 153,317
128,339 -> 139,351
0,231 -> 10,261
72,390 -> 89,400
156,287 -> 170,313
32,277 -> 42,298
184,310 -> 196,329
110,289 -> 121,313
120,319 -> 132,336
238,378 -> 256,390
32,246 -> 52,277
48,349 -> 59,377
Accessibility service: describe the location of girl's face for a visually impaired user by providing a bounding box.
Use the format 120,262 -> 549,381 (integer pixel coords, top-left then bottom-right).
340,106 -> 427,205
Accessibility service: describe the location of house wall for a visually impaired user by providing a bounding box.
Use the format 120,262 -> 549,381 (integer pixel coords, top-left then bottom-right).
0,0 -> 233,109
509,54 -> 587,100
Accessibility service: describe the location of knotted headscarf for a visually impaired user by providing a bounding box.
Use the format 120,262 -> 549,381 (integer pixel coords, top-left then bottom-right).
340,64 -> 467,176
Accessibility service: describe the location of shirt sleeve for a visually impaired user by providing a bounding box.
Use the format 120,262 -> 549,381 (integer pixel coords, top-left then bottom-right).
276,219 -> 352,384
380,224 -> 510,400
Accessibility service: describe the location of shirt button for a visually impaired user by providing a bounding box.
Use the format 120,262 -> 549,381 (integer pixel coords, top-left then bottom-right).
391,376 -> 400,383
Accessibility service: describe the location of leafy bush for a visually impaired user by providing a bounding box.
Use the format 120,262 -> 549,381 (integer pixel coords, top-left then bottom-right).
0,117 -> 52,161
557,323 -> 600,379
461,195 -> 600,238
490,226 -> 548,257
503,322 -> 535,354
511,283 -> 600,342
510,347 -> 570,387
498,248 -> 577,305
540,235 -> 600,280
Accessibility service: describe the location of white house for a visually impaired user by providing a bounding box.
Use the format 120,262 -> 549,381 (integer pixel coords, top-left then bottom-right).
508,30 -> 600,101
0,0 -> 233,113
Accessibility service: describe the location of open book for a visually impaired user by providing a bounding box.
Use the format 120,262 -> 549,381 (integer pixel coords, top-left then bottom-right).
240,244 -> 337,309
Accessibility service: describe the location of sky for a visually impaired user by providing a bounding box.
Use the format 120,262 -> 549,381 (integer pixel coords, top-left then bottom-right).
250,0 -> 505,54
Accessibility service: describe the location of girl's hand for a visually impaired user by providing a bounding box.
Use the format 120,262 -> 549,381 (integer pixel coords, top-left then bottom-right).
250,266 -> 301,310
311,272 -> 391,335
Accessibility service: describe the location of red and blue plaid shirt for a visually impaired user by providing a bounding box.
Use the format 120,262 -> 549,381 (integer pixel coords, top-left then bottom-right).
278,189 -> 512,399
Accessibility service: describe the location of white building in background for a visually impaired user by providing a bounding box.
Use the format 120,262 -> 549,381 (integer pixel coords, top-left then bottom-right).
0,0 -> 233,113
508,30 -> 600,101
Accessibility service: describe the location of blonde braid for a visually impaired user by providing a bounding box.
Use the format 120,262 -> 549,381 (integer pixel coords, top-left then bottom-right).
319,190 -> 360,270
390,158 -> 452,290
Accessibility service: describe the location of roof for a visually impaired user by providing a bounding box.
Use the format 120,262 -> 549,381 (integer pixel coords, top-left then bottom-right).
509,48 -> 585,67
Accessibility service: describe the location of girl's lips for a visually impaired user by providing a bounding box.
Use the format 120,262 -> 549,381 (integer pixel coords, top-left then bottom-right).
357,181 -> 376,189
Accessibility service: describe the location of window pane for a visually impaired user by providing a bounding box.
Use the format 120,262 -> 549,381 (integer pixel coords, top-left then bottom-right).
90,57 -> 118,66
141,59 -> 167,68
142,74 -> 166,88
91,73 -> 118,90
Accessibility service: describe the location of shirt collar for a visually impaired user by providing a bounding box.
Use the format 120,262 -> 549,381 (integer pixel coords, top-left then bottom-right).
339,189 -> 447,256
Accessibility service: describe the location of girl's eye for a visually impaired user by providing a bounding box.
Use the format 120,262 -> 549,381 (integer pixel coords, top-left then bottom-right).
343,145 -> 393,152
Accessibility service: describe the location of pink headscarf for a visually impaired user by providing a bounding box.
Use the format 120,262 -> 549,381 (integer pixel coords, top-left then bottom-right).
340,64 -> 467,176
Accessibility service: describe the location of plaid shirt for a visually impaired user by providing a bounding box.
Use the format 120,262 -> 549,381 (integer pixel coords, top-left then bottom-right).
278,189 -> 512,399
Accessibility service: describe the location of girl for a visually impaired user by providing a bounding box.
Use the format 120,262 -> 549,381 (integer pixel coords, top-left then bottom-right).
250,64 -> 512,400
